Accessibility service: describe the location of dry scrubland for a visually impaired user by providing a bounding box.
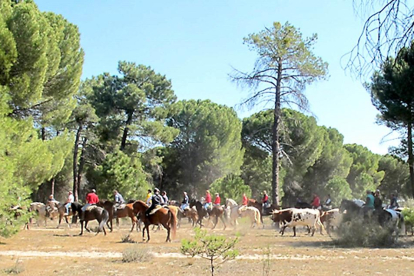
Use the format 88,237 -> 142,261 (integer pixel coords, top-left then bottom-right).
1,218 -> 414,276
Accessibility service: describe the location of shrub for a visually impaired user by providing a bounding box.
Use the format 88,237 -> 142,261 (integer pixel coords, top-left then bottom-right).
122,246 -> 150,263
181,228 -> 239,276
120,234 -> 136,243
332,216 -> 397,247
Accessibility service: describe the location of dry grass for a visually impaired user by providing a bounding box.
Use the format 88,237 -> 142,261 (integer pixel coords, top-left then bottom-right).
1,217 -> 414,275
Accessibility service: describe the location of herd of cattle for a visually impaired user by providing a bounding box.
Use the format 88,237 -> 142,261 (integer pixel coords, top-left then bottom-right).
21,198 -> 408,240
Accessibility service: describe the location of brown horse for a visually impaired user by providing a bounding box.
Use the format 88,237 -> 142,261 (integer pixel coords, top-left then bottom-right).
97,200 -> 139,232
56,203 -> 77,229
247,199 -> 280,226
132,200 -> 177,242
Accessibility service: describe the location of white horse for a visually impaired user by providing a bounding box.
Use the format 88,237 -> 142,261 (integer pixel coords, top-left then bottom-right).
225,198 -> 240,227
30,202 -> 59,227
238,206 -> 261,228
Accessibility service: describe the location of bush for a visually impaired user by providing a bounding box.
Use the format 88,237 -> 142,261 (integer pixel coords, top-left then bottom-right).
120,234 -> 136,243
181,228 -> 239,276
122,246 -> 150,263
332,216 -> 398,247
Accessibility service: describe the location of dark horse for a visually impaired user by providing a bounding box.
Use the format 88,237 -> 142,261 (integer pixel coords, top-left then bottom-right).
339,199 -> 395,227
189,199 -> 226,230
71,202 -> 109,236
247,199 -> 280,225
132,200 -> 177,242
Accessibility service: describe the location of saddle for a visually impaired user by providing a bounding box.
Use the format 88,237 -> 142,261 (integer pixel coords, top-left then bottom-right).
149,205 -> 162,216
86,205 -> 97,211
116,204 -> 126,210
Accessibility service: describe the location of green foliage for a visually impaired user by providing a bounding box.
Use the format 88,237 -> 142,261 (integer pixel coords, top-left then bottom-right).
367,42 -> 414,197
0,0 -> 82,237
210,175 -> 251,203
325,177 -> 352,206
181,228 -> 239,276
93,150 -> 149,200
378,155 -> 410,197
165,99 -> 244,195
402,208 -> 414,227
345,144 -> 384,198
88,61 -> 178,152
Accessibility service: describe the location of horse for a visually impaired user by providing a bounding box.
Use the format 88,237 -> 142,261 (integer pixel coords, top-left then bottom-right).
55,202 -> 77,229
189,199 -> 208,227
247,199 -> 280,226
132,200 -> 177,242
71,202 -> 109,236
182,206 -> 198,227
190,199 -> 226,230
339,199 -> 402,231
96,200 -> 141,232
225,198 -> 240,227
29,202 -> 50,227
238,206 -> 261,228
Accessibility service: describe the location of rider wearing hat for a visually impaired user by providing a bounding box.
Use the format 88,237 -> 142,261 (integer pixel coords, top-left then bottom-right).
81,188 -> 99,221
145,188 -> 162,217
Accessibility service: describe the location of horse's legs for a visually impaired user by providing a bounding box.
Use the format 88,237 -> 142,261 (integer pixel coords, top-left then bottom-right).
129,217 -> 136,232
79,221 -> 84,235
220,216 -> 226,230
84,221 -> 91,232
146,224 -> 150,242
211,215 -> 218,230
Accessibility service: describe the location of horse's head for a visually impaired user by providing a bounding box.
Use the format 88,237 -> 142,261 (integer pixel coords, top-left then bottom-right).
339,199 -> 360,213
132,200 -> 147,214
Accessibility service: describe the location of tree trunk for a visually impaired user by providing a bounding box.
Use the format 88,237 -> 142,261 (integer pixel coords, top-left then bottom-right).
76,137 -> 88,202
408,122 -> 414,198
73,124 -> 82,202
271,62 -> 282,206
50,177 -> 55,196
120,112 -> 133,151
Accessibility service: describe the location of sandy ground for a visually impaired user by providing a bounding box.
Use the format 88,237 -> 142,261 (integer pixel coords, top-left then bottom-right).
1,217 -> 414,275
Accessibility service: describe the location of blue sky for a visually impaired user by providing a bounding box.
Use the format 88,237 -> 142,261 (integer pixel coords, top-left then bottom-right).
36,0 -> 400,154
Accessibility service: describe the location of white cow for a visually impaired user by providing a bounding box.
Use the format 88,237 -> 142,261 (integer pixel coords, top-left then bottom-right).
272,208 -> 324,236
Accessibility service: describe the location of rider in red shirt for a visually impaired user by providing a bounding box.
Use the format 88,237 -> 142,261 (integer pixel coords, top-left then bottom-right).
311,194 -> 321,209
214,193 -> 221,205
242,193 -> 248,206
86,190 -> 99,204
204,190 -> 212,210
81,189 -> 99,220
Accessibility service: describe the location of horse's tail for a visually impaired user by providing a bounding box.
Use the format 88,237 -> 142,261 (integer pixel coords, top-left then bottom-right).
169,209 -> 177,239
99,209 -> 109,233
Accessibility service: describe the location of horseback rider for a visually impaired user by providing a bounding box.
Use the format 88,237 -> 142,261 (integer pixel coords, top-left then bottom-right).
262,191 -> 269,213
389,193 -> 399,210
46,194 -> 59,217
146,189 -> 152,205
373,189 -> 383,211
204,190 -> 212,211
311,194 -> 321,210
64,191 -> 74,215
161,191 -> 169,206
145,188 -> 162,217
214,193 -> 221,206
362,190 -> 375,216
181,192 -> 189,211
81,188 -> 99,221
113,190 -> 125,218
241,193 -> 248,206
324,194 -> 332,209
